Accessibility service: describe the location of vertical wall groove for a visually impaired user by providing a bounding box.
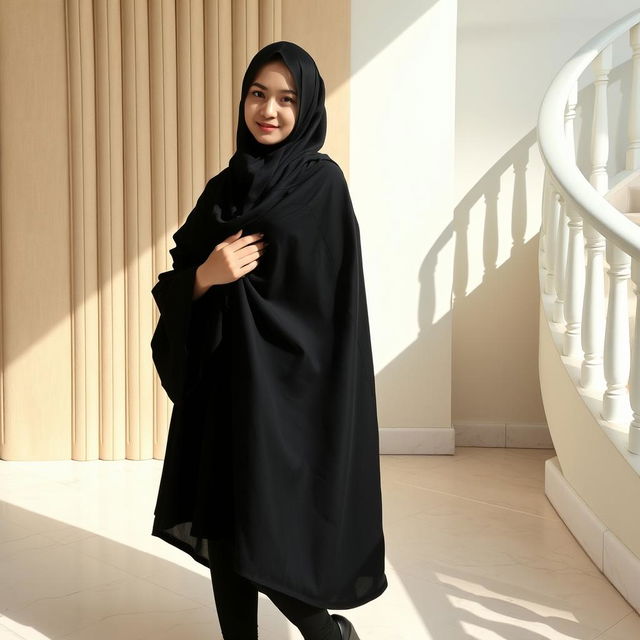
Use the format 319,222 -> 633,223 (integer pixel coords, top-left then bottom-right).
66,0 -> 100,461
150,0 -> 178,458
205,0 -> 234,177
122,0 -> 154,459
95,0 -> 126,459
177,0 -> 206,224
260,0 -> 281,47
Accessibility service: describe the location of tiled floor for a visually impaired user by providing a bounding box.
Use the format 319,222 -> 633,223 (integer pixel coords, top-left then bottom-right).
0,447 -> 639,639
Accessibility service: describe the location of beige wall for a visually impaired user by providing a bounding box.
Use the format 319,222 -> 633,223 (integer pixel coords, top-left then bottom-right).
349,0 -> 457,431
282,0 -> 350,176
0,0 -> 349,461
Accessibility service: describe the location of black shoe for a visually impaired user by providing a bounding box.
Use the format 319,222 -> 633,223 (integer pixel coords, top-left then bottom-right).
331,613 -> 361,640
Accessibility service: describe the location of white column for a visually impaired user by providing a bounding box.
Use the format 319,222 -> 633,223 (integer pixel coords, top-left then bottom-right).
590,45 -> 612,192
580,46 -> 611,389
602,243 -> 632,423
541,175 -> 558,296
553,195 -> 569,324
628,259 -> 640,454
581,221 -> 606,389
563,201 -> 585,357
553,84 -> 578,326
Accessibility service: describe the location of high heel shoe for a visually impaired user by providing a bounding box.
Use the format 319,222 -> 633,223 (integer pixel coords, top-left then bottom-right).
331,613 -> 361,640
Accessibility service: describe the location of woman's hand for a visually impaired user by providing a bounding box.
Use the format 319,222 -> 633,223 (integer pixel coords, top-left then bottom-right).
193,229 -> 269,299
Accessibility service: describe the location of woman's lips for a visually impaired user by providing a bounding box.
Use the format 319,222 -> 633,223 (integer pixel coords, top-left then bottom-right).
258,122 -> 278,131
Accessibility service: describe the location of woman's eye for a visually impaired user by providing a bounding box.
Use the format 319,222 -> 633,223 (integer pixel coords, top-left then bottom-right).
250,90 -> 295,104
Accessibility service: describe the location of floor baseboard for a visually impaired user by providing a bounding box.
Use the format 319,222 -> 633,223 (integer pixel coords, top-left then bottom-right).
379,423 -> 553,454
545,456 -> 640,616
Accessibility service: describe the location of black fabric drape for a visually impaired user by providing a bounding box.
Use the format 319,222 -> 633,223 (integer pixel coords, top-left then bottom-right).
150,41 -> 388,609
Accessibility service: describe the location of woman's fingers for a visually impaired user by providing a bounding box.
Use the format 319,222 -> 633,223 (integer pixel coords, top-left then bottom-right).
236,240 -> 269,262
234,232 -> 265,249
205,231 -> 268,283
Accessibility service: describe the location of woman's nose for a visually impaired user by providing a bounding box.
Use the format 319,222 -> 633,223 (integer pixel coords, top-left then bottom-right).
261,97 -> 277,117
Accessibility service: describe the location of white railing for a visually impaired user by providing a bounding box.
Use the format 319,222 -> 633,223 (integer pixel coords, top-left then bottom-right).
538,8 -> 640,458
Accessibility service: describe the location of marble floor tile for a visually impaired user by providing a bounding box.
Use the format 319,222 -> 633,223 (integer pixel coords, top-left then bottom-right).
0,448 -> 638,640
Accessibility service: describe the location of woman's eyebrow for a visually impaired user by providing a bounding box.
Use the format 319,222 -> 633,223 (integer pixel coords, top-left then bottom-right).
250,81 -> 297,95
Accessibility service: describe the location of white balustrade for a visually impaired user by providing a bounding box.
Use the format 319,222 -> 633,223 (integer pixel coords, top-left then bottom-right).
538,9 -> 640,457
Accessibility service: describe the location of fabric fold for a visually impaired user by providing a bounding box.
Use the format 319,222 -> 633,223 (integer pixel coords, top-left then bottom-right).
151,265 -> 230,405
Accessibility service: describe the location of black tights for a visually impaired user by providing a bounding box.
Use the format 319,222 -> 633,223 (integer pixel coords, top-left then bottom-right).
208,537 -> 342,640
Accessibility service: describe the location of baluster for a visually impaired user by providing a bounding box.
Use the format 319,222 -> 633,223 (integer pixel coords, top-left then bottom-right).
627,25 -> 640,170
591,45 -> 612,192
565,81 -> 578,159
581,222 -> 606,388
563,201 -> 585,357
553,195 -> 569,324
541,175 -> 558,295
602,243 -> 632,422
580,46 -> 611,388
547,191 -> 561,296
553,84 -> 578,325
540,175 -> 549,269
628,260 -> 640,454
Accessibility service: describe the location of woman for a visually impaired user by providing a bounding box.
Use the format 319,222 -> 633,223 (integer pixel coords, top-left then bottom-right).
151,41 -> 387,640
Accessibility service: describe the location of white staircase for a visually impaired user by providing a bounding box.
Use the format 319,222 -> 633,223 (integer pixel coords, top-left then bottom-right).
537,9 -> 640,615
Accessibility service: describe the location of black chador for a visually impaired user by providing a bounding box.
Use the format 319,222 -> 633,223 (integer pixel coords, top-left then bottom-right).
150,41 -> 388,609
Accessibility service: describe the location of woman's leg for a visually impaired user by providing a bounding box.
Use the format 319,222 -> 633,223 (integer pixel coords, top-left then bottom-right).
258,584 -> 341,640
208,537 -> 259,640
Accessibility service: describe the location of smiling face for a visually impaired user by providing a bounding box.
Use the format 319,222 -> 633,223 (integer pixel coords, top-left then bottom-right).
244,59 -> 299,145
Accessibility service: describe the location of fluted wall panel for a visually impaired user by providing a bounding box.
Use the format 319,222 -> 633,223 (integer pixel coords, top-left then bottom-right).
121,0 -> 155,460
66,0 -> 100,460
0,0 -> 348,460
177,0 -> 206,220
205,0 -> 234,174
95,0 -> 126,459
149,0 -> 178,458
260,0 -> 281,48
232,0 -> 260,138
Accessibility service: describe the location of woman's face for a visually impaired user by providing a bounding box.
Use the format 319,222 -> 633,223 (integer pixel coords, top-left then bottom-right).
244,59 -> 299,145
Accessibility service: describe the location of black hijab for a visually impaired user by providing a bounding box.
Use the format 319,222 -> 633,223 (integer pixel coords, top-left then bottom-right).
227,40 -> 329,213
171,40 -> 332,257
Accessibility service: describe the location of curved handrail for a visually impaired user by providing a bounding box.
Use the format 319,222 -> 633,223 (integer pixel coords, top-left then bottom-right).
537,8 -> 640,259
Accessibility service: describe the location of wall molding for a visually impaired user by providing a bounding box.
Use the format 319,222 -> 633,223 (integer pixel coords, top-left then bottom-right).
379,422 -> 553,454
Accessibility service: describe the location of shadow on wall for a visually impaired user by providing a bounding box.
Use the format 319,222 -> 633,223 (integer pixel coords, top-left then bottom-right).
452,129 -> 545,425
375,127 -> 546,429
